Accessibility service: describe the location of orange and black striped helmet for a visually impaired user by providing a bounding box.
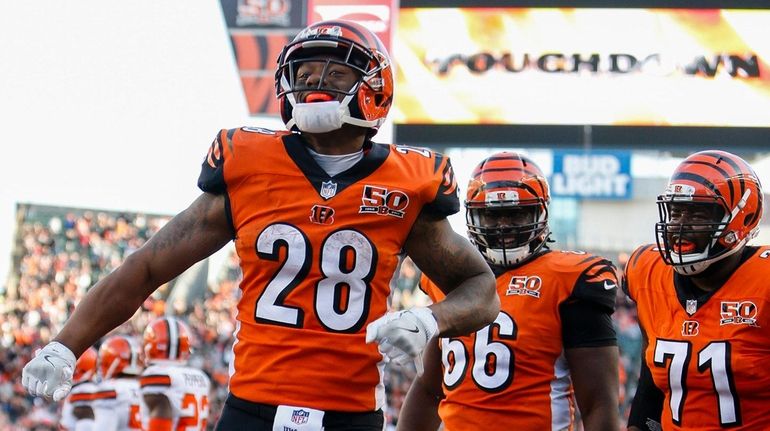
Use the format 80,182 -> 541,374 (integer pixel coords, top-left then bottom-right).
275,19 -> 393,135
656,150 -> 763,275
466,151 -> 550,267
73,346 -> 97,384
98,335 -> 142,380
143,316 -> 192,364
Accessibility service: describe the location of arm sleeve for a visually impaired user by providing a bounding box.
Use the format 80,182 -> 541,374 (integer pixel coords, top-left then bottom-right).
627,360 -> 664,430
562,256 -> 619,348
197,129 -> 231,194
569,257 -> 619,312
421,153 -> 460,218
560,298 -> 617,348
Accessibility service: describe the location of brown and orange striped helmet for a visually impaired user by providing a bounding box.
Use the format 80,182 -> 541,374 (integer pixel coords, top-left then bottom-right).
275,20 -> 393,135
465,152 -> 550,267
98,335 -> 142,380
656,150 -> 763,275
73,346 -> 97,384
143,316 -> 192,364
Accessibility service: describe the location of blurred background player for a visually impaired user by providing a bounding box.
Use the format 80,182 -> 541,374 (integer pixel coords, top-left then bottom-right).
140,316 -> 211,431
91,335 -> 144,431
398,152 -> 620,431
60,346 -> 98,431
626,150 -> 770,430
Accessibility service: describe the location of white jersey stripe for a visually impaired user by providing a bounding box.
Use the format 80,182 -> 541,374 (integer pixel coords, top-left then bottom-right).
550,351 -> 574,430
167,316 -> 179,360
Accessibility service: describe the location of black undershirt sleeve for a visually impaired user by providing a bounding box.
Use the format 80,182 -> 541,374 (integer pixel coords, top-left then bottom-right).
627,359 -> 664,430
560,298 -> 617,348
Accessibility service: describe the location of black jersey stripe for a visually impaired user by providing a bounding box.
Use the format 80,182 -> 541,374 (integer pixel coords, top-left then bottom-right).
679,160 -> 734,203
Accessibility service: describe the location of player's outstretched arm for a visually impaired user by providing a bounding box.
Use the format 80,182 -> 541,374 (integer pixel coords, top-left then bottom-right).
405,213 -> 498,337
57,192 -> 232,356
396,337 -> 443,431
22,192 -> 231,400
567,345 -> 621,431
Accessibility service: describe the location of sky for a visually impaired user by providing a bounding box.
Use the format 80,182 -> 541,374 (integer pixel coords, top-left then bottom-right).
0,1 -> 280,283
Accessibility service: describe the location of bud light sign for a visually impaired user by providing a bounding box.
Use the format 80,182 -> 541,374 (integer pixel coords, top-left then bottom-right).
550,151 -> 631,199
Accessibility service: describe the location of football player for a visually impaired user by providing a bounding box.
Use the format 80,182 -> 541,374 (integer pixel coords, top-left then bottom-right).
140,316 -> 211,431
91,335 -> 144,431
60,346 -> 98,431
22,19 -> 499,431
398,152 -> 620,431
626,150 -> 770,430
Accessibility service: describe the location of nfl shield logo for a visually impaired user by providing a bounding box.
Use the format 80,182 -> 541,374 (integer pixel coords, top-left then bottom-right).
686,299 -> 698,315
320,180 -> 338,200
291,409 -> 310,425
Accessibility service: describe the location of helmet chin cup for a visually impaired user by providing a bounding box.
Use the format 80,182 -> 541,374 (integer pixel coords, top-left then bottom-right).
671,237 -> 746,275
672,259 -> 710,276
292,101 -> 346,133
483,244 -> 532,267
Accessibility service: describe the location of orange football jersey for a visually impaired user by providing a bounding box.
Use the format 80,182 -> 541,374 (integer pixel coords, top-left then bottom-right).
626,244 -> 770,430
421,250 -> 618,431
198,127 -> 459,411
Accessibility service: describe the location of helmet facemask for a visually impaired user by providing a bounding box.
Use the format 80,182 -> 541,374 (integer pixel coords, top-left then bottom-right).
466,195 -> 549,268
656,191 -> 752,275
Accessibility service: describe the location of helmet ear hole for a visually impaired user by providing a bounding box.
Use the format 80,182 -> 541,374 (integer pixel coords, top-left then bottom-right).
374,94 -> 385,106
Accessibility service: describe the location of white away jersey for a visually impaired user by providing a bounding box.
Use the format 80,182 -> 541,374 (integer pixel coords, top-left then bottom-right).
140,363 -> 211,431
91,377 -> 144,431
60,380 -> 98,430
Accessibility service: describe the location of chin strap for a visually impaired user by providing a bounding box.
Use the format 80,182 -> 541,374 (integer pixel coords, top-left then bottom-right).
673,238 -> 747,275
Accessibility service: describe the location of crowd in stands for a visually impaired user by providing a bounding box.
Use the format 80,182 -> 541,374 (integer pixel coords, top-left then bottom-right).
0,205 -> 641,429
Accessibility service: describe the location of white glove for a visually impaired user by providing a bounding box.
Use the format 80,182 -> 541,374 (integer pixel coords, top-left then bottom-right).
22,341 -> 76,401
366,307 -> 438,373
